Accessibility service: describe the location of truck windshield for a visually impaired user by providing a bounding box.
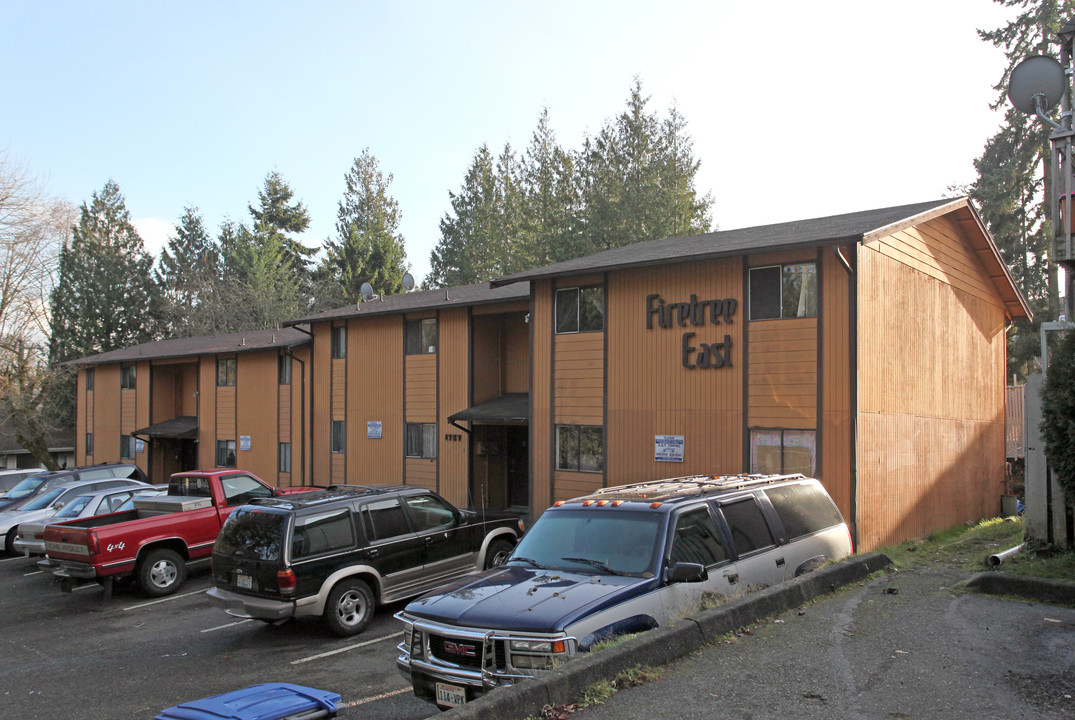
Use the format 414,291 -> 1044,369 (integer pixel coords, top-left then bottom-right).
215,507 -> 287,561
510,509 -> 663,576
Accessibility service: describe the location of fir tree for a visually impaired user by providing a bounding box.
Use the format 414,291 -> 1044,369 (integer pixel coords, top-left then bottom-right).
156,206 -> 221,337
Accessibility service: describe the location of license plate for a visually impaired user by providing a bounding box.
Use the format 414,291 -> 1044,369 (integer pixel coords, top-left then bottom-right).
236,573 -> 253,589
435,682 -> 466,707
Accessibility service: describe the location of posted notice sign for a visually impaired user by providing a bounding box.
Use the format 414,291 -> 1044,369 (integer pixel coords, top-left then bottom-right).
367,421 -> 382,439
654,435 -> 684,462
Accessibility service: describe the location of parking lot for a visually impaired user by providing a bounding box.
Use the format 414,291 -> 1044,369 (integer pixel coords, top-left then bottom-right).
0,553 -> 437,719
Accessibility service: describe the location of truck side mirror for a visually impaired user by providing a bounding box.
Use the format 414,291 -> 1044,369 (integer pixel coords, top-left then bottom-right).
665,562 -> 708,584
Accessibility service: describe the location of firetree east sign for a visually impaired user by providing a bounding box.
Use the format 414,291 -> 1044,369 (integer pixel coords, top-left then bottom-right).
645,293 -> 737,369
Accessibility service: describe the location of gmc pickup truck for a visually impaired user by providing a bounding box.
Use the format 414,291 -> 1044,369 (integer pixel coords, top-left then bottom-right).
44,470 -> 312,599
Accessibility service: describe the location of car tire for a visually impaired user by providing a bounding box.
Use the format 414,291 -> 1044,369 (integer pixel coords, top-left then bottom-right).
136,548 -> 187,597
484,538 -> 514,569
4,527 -> 17,556
324,578 -> 375,637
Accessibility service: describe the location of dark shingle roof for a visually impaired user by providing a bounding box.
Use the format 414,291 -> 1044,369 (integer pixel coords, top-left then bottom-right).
65,326 -> 311,367
286,282 -> 530,325
492,199 -> 958,286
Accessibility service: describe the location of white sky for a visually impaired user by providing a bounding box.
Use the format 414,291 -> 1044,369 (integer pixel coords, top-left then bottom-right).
1,1 -> 1022,287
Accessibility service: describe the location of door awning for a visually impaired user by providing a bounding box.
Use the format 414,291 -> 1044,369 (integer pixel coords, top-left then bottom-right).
132,416 -> 199,439
448,393 -> 529,425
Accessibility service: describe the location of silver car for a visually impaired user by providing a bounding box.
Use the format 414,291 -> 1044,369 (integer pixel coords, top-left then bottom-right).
0,477 -> 150,554
13,485 -> 165,559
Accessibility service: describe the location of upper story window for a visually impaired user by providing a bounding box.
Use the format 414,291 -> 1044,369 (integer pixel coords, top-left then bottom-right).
555,286 -> 604,334
331,326 -> 347,359
217,358 -> 237,387
405,318 -> 438,354
278,354 -> 291,385
85,368 -> 94,392
120,364 -> 136,390
749,263 -> 817,320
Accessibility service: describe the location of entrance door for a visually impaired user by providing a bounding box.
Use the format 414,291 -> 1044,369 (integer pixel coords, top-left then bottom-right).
469,425 -> 529,514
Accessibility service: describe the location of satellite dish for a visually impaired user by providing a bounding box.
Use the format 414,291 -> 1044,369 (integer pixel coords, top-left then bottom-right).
1008,55 -> 1066,115
402,272 -> 415,292
359,282 -> 376,302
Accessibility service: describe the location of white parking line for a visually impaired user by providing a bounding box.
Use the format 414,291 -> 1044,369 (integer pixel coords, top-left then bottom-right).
22,570 -> 44,577
340,687 -> 412,707
201,618 -> 254,633
290,631 -> 403,665
122,588 -> 208,612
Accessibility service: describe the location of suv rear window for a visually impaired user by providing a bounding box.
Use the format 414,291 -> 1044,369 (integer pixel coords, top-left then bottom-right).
719,497 -> 775,556
216,508 -> 287,560
764,482 -> 844,540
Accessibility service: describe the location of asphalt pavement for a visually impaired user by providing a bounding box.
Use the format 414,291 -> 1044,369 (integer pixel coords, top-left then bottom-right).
428,556 -> 1075,720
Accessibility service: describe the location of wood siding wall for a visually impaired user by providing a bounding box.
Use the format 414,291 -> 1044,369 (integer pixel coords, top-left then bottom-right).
234,352 -> 281,483
331,349 -> 347,484
531,282 -> 554,510
343,315 -> 404,485
405,326 -> 438,490
856,216 -> 1008,550
438,308 -> 469,505
820,246 -> 854,522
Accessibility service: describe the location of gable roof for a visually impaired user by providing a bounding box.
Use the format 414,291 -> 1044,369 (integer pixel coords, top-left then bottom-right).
490,198 -> 1031,321
286,281 -> 530,325
65,326 -> 311,367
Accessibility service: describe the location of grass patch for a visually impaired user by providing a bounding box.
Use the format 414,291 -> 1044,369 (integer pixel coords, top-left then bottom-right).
876,516 -> 1074,581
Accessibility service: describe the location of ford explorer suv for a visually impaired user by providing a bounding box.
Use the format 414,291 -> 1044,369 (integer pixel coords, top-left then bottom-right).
207,485 -> 524,637
395,473 -> 852,708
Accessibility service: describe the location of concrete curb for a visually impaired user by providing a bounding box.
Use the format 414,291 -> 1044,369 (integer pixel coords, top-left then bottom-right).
440,551 -> 892,720
965,571 -> 1075,605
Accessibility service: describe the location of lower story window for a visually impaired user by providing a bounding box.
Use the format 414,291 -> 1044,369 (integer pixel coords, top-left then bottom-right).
331,421 -> 346,454
556,425 -> 604,472
278,442 -> 291,473
405,423 -> 437,458
120,435 -> 134,460
216,439 -> 237,468
750,429 -> 816,476
86,433 -> 94,456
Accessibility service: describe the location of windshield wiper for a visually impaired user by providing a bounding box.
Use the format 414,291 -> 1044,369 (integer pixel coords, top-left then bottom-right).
561,557 -> 632,576
508,556 -> 545,569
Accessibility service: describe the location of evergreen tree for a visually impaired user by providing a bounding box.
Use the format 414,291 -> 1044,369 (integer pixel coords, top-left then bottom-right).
1041,328 -> 1075,502
49,179 -> 158,365
320,150 -> 409,302
518,108 -> 583,267
248,170 -> 315,283
973,0 -> 1075,378
156,206 -> 221,337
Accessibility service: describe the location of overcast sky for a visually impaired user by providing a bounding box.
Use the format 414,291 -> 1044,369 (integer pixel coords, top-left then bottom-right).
2,1 -> 1021,286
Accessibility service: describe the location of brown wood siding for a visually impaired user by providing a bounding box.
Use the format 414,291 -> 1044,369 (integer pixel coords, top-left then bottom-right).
310,321 -> 332,482
79,371 -> 90,465
438,308 -> 469,505
553,332 -> 604,426
198,359 -> 216,468
855,217 -> 1008,551
605,260 -> 744,486
405,457 -> 437,491
134,360 -> 151,475
405,354 -> 437,422
93,366 -> 120,463
235,352 -> 279,483
215,386 -> 236,439
820,246 -> 853,522
747,318 -> 818,428
552,470 -> 604,502
531,281 -> 553,513
345,315 -> 404,485
504,313 -> 529,393
331,358 -> 346,420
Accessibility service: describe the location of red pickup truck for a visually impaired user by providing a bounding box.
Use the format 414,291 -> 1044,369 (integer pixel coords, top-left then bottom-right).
44,470 -> 312,599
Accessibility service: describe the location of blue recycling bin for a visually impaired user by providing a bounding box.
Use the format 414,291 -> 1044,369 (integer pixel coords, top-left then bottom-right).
155,683 -> 341,720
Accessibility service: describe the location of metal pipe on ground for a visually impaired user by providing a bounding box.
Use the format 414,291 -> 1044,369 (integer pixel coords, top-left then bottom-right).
987,543 -> 1025,567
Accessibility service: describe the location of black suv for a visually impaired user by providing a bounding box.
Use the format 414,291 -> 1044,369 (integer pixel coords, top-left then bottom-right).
0,462 -> 148,512
208,485 -> 524,637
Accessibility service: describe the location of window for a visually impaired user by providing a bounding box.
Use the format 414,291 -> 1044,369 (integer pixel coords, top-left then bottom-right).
749,263 -> 817,320
120,435 -> 135,460
718,497 -> 776,556
292,509 -> 356,558
405,318 -> 438,354
217,358 -> 237,386
170,475 -> 212,497
671,508 -> 728,567
120,364 -> 136,390
750,429 -> 817,476
556,425 -> 604,472
216,439 -> 237,468
405,423 -> 437,458
764,482 -> 844,540
85,433 -> 94,456
278,442 -> 291,473
86,368 -> 94,392
220,473 -> 273,506
360,498 -> 412,541
404,494 -> 456,532
331,421 -> 346,454
331,326 -> 347,359
278,355 -> 291,385
555,286 -> 604,334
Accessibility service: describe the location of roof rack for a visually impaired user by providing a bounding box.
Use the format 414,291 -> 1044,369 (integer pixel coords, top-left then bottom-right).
582,473 -> 808,502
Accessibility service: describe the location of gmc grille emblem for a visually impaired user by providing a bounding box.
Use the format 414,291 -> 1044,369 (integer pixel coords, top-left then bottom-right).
443,641 -> 477,657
